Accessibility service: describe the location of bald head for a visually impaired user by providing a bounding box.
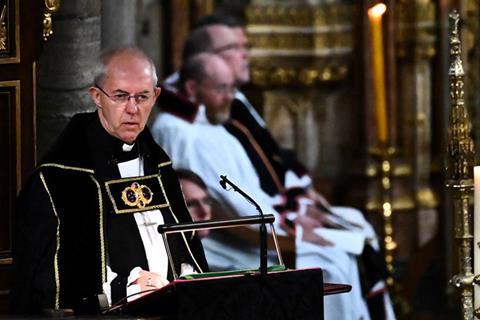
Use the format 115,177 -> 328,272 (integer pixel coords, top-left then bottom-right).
94,46 -> 158,87
180,53 -> 235,124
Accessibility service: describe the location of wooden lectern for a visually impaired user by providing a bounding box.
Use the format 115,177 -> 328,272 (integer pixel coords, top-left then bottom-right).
106,215 -> 351,319
108,268 -> 350,320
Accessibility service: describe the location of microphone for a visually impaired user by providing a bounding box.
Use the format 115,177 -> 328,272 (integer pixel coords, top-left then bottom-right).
219,175 -> 268,276
219,178 -> 227,190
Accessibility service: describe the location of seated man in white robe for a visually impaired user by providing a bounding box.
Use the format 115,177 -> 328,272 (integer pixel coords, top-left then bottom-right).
164,17 -> 396,319
151,52 -> 372,320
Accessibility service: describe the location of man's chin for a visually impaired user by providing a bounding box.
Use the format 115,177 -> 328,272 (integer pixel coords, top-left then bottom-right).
211,113 -> 230,125
119,132 -> 140,144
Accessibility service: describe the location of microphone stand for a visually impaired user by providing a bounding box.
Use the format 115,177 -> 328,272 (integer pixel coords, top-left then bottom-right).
219,175 -> 268,276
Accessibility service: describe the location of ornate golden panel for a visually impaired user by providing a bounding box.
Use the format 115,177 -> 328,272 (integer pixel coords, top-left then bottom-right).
246,3 -> 353,87
0,80 -> 20,264
0,0 -> 19,64
396,1 -> 436,59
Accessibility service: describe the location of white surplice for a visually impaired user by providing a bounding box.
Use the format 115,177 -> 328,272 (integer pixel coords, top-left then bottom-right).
151,107 -> 372,320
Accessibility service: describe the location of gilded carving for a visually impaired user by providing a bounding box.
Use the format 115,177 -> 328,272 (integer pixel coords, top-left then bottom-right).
246,3 -> 352,86
43,0 -> 60,41
0,5 -> 6,51
246,4 -> 352,27
396,1 -> 436,59
250,64 -> 349,87
44,0 -> 59,11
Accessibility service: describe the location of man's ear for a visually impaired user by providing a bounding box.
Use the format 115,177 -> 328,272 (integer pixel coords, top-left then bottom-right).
154,87 -> 161,98
89,86 -> 102,109
184,80 -> 198,102
152,87 -> 161,103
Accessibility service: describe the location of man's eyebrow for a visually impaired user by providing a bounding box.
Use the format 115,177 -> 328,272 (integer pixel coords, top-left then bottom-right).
111,89 -> 151,94
110,89 -> 129,94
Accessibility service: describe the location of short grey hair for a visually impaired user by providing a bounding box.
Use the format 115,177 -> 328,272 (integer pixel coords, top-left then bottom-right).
93,46 -> 158,86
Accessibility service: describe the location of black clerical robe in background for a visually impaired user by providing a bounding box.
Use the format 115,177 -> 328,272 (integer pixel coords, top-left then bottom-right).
226,97 -> 309,197
11,112 -> 208,315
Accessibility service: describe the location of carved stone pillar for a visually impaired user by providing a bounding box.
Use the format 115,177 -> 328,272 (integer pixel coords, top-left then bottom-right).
37,0 -> 101,158
101,0 -> 138,49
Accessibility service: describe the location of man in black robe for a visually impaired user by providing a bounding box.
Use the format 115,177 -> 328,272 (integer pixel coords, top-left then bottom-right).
11,47 -> 208,316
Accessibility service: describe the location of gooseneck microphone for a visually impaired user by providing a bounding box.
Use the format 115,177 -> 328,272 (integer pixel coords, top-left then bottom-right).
219,175 -> 268,276
219,178 -> 227,190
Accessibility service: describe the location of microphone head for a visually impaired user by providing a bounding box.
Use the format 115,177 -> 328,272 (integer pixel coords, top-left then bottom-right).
219,175 -> 227,189
219,179 -> 227,189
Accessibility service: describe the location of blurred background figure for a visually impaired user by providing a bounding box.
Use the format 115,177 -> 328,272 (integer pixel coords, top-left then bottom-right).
177,168 -> 276,272
154,52 -> 373,320
177,169 -> 213,238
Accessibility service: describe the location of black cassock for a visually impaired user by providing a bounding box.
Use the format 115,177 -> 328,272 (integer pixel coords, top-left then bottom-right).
11,112 -> 208,315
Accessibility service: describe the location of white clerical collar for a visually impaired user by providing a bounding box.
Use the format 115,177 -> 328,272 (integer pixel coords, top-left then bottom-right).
122,142 -> 135,152
194,105 -> 209,124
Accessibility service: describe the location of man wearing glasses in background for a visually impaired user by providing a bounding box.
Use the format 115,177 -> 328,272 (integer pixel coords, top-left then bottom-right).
11,46 -> 208,316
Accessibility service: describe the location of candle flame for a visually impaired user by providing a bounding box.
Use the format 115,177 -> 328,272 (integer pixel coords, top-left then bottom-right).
368,3 -> 387,18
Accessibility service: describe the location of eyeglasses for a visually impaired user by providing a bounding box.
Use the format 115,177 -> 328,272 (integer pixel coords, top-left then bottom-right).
186,196 -> 213,209
201,81 -> 236,96
212,42 -> 251,54
95,86 -> 154,105
210,84 -> 237,95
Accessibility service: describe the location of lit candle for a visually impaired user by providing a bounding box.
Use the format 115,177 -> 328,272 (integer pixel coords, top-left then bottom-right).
368,3 -> 388,144
474,166 -> 480,310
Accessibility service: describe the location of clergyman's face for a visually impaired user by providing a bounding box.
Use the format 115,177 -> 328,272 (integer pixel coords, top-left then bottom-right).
196,58 -> 235,124
210,26 -> 250,86
180,178 -> 212,238
89,54 -> 160,143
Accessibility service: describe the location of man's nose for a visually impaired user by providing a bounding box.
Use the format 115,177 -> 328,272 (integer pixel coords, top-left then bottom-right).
198,202 -> 211,219
125,97 -> 139,113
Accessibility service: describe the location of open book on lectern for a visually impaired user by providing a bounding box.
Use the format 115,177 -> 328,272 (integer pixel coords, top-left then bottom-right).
157,213 -> 285,280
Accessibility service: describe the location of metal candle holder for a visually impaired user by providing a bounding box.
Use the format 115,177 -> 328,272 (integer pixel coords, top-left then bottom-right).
445,10 -> 475,320
371,145 -> 397,287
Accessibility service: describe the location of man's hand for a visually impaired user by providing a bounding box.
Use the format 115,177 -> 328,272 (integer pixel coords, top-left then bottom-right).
295,213 -> 333,247
305,204 -> 339,228
134,270 -> 169,292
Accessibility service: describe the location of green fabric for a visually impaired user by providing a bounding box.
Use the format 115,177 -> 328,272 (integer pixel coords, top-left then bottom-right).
180,265 -> 287,280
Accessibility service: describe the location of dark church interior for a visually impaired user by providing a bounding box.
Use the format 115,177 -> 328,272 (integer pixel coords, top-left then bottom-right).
1,0 -> 480,319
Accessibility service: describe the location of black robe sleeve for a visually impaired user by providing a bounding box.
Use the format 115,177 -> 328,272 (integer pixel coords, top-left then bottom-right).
11,172 -> 59,315
229,98 -> 309,195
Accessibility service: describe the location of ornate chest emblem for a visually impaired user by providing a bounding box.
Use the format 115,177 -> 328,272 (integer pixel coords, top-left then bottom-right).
106,174 -> 169,214
121,182 -> 153,209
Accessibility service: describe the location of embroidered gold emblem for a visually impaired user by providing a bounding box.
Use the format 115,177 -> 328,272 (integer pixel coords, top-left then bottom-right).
121,182 -> 154,209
